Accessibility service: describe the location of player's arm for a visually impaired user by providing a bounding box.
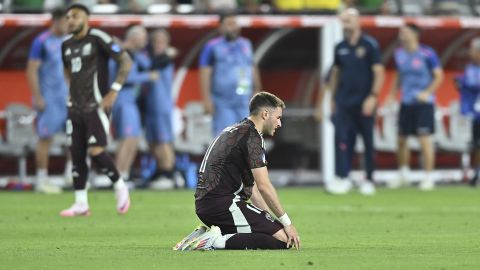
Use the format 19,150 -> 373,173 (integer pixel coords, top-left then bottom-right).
250,183 -> 270,212
199,43 -> 214,114
252,167 -> 301,249
101,51 -> 132,111
26,59 -> 44,110
417,50 -> 444,102
370,63 -> 385,97
253,65 -> 262,94
424,67 -> 443,95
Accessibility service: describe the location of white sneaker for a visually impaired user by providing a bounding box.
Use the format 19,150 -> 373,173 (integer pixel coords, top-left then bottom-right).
60,203 -> 90,217
150,177 -> 175,190
387,174 -> 408,189
173,225 -> 208,251
173,172 -> 186,189
358,180 -> 376,196
419,178 -> 435,191
325,178 -> 352,195
36,182 -> 62,194
184,225 -> 222,251
115,186 -> 131,215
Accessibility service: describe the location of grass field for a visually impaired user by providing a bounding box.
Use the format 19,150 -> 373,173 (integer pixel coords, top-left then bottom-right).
1,187 -> 480,270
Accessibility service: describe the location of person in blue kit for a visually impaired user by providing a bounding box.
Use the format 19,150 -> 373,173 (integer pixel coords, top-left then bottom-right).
199,13 -> 262,136
315,8 -> 384,195
386,23 -> 444,190
26,8 -> 70,194
455,37 -> 480,187
110,25 -> 159,182
145,29 -> 183,190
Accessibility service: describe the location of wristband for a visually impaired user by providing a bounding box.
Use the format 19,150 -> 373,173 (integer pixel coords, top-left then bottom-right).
111,82 -> 122,92
278,213 -> 292,227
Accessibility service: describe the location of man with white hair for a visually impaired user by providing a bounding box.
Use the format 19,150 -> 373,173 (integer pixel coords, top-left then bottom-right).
456,37 -> 480,187
110,25 -> 159,183
315,8 -> 384,195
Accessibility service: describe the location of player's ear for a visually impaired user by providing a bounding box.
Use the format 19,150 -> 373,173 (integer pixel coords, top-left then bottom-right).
261,109 -> 268,120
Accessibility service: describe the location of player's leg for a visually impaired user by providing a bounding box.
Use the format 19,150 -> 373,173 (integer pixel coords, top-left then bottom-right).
416,104 -> 435,191
391,104 -> 411,188
469,119 -> 480,186
60,114 -> 90,217
357,114 -> 376,195
87,109 -> 130,214
34,106 -> 61,193
189,202 -> 290,250
112,93 -> 140,181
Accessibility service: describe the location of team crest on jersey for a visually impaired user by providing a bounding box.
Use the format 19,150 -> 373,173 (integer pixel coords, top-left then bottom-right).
111,43 -> 121,53
356,46 -> 366,58
82,43 -> 92,56
65,48 -> 71,56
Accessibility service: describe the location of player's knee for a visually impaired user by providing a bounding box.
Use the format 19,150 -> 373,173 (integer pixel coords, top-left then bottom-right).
272,228 -> 288,243
87,146 -> 105,157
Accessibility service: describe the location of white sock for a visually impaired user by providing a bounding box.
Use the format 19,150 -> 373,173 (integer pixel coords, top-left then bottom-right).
425,171 -> 433,182
400,166 -> 410,178
75,189 -> 88,205
64,160 -> 73,177
114,177 -> 126,191
212,234 -> 234,249
120,171 -> 129,181
36,169 -> 48,185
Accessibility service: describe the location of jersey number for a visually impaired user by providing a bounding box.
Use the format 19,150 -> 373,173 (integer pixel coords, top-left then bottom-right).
71,57 -> 82,73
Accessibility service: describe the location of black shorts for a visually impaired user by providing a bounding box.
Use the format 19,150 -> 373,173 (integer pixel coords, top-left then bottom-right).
67,109 -> 110,148
398,103 -> 435,136
472,120 -> 480,149
196,199 -> 284,236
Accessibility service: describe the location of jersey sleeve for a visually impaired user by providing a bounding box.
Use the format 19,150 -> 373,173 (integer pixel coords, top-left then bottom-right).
29,36 -> 44,61
333,44 -> 341,67
91,29 -> 124,62
425,47 -> 441,70
245,130 -> 267,169
199,42 -> 215,67
368,38 -> 381,65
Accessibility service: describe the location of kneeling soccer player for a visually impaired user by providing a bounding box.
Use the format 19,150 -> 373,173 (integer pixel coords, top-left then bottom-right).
174,92 -> 301,250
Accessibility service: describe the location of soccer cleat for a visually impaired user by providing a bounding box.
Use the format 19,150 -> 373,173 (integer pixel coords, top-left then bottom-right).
173,225 -> 208,251
183,225 -> 222,251
60,203 -> 91,217
115,185 -> 131,215
325,178 -> 352,195
36,182 -> 62,194
358,180 -> 376,196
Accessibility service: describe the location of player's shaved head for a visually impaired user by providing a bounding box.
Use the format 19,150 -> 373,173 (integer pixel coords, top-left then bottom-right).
340,8 -> 361,39
124,25 -> 147,50
470,37 -> 480,64
249,92 -> 285,116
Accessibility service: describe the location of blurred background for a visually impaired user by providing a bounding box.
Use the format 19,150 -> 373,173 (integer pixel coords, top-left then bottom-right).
0,0 -> 479,191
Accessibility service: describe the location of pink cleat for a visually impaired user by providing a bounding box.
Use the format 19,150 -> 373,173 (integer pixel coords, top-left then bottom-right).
115,186 -> 130,215
60,203 -> 91,217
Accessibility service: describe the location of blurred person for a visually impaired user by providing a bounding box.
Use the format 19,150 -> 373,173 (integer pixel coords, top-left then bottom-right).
145,29 -> 182,189
26,8 -> 70,194
314,8 -> 384,195
199,13 -> 261,136
110,25 -> 159,183
60,4 -> 132,216
386,23 -> 443,190
174,92 -> 300,251
455,37 -> 480,187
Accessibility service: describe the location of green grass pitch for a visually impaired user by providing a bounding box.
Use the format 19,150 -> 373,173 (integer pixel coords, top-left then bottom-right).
1,187 -> 479,270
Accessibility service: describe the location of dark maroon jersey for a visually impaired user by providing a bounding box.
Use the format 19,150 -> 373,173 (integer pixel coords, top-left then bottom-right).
62,28 -> 124,113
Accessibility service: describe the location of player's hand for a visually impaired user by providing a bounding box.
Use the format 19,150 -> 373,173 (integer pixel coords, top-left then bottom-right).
284,224 -> 301,250
149,71 -> 160,81
314,104 -> 323,122
100,91 -> 118,113
203,100 -> 214,115
416,91 -> 430,103
362,95 -> 377,116
34,95 -> 45,111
